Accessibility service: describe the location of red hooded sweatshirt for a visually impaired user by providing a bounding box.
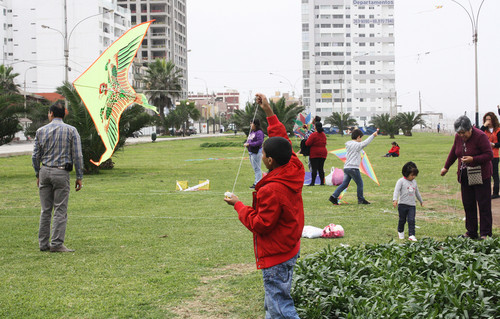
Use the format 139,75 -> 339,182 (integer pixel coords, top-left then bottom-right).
233,115 -> 305,269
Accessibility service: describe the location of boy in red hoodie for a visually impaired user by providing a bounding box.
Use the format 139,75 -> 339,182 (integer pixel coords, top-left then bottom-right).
224,93 -> 304,319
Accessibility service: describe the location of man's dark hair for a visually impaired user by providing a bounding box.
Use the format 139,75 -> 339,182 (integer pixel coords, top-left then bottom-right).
402,161 -> 419,178
351,129 -> 363,140
50,101 -> 66,118
263,136 -> 292,166
252,118 -> 261,131
314,116 -> 321,123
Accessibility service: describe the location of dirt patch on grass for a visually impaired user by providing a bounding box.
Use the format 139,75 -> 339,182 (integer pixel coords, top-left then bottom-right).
421,186 -> 500,227
170,263 -> 256,318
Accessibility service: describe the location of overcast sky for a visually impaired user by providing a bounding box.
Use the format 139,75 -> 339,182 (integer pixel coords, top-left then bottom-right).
186,0 -> 500,120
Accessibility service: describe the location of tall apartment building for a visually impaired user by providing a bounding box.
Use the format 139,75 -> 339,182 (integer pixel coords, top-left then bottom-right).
302,0 -> 396,123
117,0 -> 188,99
5,0 -> 130,93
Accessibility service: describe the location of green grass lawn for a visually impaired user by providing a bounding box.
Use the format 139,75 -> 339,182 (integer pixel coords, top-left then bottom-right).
0,132 -> 497,318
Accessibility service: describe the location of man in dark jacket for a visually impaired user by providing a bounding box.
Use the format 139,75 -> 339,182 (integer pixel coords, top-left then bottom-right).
224,93 -> 304,319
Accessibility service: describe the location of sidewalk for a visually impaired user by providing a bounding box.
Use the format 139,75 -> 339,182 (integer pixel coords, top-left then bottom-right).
0,133 -> 232,157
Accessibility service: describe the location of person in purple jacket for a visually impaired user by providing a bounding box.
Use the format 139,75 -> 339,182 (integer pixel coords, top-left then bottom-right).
244,119 -> 265,189
441,116 -> 493,239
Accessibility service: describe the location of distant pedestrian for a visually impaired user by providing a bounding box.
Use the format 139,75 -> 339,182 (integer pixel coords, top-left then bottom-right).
393,162 -> 423,241
437,123 -> 441,133
244,118 -> 264,189
32,101 -> 83,253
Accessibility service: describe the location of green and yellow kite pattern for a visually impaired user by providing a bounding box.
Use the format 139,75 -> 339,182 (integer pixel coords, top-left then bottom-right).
73,20 -> 157,166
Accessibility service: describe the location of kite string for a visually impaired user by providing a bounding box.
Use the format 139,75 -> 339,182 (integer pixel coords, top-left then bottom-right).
231,102 -> 260,194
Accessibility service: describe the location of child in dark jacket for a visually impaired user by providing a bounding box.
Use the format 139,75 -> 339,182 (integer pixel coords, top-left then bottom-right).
224,93 -> 304,319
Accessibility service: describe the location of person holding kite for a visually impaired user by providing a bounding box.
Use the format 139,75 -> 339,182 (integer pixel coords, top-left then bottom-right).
224,93 -> 303,319
329,128 -> 378,205
244,119 -> 264,189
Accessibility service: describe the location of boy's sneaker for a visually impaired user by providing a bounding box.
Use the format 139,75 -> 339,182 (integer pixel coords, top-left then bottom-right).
358,199 -> 370,205
249,184 -> 255,189
408,235 -> 417,241
329,196 -> 339,205
398,232 -> 404,239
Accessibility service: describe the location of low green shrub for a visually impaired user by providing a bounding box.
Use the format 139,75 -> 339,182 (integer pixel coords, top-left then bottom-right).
292,237 -> 500,319
200,141 -> 243,148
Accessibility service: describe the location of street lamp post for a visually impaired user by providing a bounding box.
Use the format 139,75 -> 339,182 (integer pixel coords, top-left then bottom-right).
450,0 -> 486,127
269,72 -> 298,98
42,4 -> 114,89
23,66 -> 36,112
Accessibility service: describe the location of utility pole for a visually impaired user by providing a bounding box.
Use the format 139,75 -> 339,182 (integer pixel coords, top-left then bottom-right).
419,91 -> 423,129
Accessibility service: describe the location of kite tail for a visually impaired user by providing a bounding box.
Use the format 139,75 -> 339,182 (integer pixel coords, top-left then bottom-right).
136,94 -> 158,113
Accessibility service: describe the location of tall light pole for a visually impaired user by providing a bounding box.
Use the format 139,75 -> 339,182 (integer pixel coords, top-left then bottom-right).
269,72 -> 296,97
194,77 -> 213,133
23,66 -> 36,112
450,0 -> 486,127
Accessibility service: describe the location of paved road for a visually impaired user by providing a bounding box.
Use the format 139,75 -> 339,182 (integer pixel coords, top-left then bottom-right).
0,133 -> 233,157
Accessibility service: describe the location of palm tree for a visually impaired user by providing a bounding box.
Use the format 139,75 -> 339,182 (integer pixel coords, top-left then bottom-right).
325,112 -> 358,136
0,94 -> 24,145
231,102 -> 262,136
370,113 -> 399,139
268,97 -> 305,135
0,65 -> 20,94
142,59 -> 183,124
170,100 -> 200,136
396,112 -> 426,136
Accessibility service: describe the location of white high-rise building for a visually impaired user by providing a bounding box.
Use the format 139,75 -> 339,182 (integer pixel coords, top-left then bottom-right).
117,0 -> 188,99
302,0 -> 396,123
5,0 -> 130,94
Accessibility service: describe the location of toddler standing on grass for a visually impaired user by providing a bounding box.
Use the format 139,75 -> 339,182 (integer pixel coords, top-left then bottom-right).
393,161 -> 423,241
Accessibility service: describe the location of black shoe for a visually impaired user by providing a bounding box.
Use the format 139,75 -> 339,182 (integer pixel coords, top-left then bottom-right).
40,246 -> 50,252
249,184 -> 255,189
491,194 -> 500,199
307,184 -> 314,186
358,199 -> 370,205
329,196 -> 339,205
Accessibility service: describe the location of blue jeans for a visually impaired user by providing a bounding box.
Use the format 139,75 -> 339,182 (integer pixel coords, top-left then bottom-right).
262,252 -> 300,319
398,204 -> 416,236
332,168 -> 364,201
249,149 -> 263,185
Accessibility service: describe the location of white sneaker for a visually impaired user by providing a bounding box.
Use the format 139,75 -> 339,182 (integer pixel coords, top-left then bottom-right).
398,232 -> 404,239
408,235 -> 417,241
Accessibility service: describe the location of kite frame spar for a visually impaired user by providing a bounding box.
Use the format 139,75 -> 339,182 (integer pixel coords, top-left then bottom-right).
73,20 -> 156,166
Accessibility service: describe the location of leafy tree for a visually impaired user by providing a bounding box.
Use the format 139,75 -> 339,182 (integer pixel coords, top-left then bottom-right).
0,65 -> 20,94
232,97 -> 304,136
396,112 -> 426,136
24,101 -> 50,139
231,102 -> 260,136
370,113 -> 399,139
325,112 -> 358,136
0,94 -> 24,145
142,59 -> 183,128
163,100 -> 200,136
268,97 -> 304,135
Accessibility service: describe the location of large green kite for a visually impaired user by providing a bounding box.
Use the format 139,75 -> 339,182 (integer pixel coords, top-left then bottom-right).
73,20 -> 157,166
